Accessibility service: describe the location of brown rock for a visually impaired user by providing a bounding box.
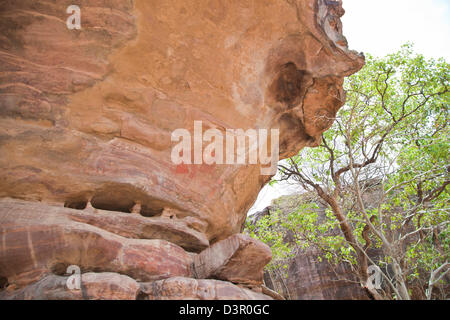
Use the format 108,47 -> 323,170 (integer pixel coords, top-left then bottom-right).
140,277 -> 272,300
271,249 -> 370,300
262,285 -> 286,300
253,195 -> 374,300
193,234 -> 272,286
0,199 -> 193,288
0,273 -> 140,300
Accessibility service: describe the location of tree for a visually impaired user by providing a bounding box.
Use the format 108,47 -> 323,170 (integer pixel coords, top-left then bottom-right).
246,198 -> 323,299
255,45 -> 449,300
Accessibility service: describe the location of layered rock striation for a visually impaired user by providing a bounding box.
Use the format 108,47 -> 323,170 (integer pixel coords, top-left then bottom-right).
0,0 -> 363,299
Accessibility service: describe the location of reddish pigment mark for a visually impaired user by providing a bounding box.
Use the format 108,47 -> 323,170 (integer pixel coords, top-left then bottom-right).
175,163 -> 189,174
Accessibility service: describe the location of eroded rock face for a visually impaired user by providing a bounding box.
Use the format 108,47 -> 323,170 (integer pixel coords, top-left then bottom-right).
0,0 -> 363,299
0,199 -> 193,288
193,234 -> 272,286
251,194 -> 377,300
0,273 -> 140,300
140,277 -> 272,300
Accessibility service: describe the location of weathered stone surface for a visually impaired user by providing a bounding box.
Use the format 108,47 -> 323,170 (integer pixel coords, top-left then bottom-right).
0,0 -> 363,300
193,234 -> 272,286
140,277 -> 272,300
66,204 -> 209,252
252,194 -> 373,300
0,273 -> 140,300
262,285 -> 286,300
0,199 -> 193,289
0,0 -> 363,242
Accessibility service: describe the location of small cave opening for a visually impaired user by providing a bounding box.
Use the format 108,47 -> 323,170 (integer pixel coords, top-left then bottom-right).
140,205 -> 164,217
270,62 -> 309,107
64,199 -> 88,210
136,291 -> 148,300
0,276 -> 8,290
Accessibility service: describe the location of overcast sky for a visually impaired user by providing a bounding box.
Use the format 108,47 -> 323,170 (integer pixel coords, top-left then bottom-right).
342,0 -> 450,61
248,0 -> 450,216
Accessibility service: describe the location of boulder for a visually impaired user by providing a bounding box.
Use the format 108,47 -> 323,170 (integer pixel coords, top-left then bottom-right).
67,205 -> 209,252
0,0 -> 364,299
193,234 -> 272,286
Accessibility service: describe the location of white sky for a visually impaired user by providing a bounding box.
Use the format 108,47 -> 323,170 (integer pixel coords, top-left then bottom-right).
247,0 -> 450,216
342,0 -> 450,61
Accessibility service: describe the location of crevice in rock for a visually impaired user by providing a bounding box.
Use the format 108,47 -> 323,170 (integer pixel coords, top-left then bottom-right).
0,276 -> 8,290
50,262 -> 71,276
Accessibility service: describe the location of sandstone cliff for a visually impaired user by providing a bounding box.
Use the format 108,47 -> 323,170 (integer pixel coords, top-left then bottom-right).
249,194 -> 374,300
0,0 -> 363,299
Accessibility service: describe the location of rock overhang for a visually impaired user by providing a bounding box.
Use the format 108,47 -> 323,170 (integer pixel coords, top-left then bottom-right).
0,0 -> 364,300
